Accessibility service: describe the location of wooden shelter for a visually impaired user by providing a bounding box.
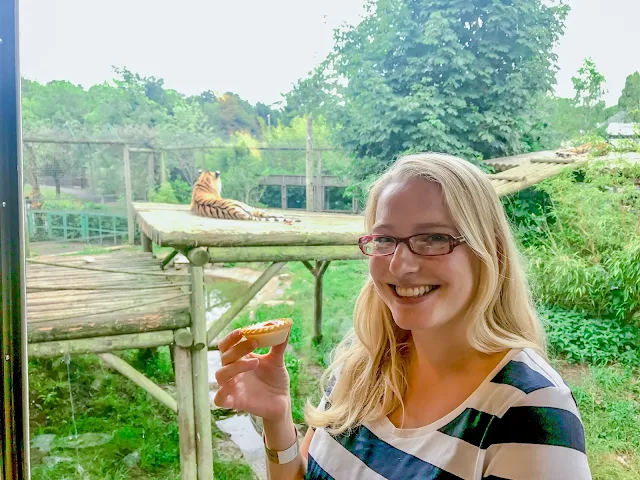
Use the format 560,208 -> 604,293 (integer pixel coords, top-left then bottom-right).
26,149 -> 589,479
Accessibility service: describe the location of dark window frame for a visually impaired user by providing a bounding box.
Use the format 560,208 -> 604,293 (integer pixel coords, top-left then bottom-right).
1,0 -> 30,477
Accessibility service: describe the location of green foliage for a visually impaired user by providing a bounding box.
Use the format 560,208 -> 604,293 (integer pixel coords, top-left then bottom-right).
149,182 -> 180,204
572,57 -> 607,107
540,306 -> 640,366
520,159 -> 640,323
170,179 -> 192,204
618,71 -> 640,122
569,364 -> 640,479
288,0 -> 569,177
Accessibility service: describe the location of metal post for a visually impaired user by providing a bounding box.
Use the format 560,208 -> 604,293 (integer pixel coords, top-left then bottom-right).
0,0 -> 30,476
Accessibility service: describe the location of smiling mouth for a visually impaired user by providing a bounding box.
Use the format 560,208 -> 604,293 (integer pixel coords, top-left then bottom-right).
392,285 -> 440,298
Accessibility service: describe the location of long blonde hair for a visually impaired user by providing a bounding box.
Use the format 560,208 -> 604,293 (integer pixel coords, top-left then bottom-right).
305,153 -> 546,436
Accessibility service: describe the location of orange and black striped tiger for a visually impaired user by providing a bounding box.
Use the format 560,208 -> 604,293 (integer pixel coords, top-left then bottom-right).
190,170 -> 298,222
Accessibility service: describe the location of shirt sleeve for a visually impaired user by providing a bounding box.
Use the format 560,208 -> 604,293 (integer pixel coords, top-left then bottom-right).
482,384 -> 592,479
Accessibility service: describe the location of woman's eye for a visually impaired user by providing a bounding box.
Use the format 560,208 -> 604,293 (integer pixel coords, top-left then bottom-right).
374,236 -> 395,244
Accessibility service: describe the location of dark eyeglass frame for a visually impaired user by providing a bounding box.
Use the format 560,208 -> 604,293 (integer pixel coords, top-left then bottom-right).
358,233 -> 466,257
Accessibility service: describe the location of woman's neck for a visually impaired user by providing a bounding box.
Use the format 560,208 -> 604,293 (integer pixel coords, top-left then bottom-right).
407,324 -> 507,383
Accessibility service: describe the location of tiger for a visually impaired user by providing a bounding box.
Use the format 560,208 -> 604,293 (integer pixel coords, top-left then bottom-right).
190,170 -> 299,223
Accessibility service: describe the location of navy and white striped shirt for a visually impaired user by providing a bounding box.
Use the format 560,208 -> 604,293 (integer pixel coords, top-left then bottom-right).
307,348 -> 591,479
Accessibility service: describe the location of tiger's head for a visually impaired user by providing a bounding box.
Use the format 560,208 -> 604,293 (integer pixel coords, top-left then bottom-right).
191,170 -> 222,206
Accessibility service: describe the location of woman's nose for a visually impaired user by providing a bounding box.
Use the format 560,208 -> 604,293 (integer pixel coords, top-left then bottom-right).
388,242 -> 420,277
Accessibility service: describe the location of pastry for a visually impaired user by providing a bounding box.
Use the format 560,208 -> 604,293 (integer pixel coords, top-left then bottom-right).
240,318 -> 293,348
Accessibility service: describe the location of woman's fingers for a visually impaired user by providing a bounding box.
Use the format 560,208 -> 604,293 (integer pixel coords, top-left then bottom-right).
215,357 -> 259,385
213,388 -> 235,409
217,329 -> 243,353
221,338 -> 258,366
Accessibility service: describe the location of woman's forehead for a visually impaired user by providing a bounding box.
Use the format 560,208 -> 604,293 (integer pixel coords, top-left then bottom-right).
374,179 -> 455,230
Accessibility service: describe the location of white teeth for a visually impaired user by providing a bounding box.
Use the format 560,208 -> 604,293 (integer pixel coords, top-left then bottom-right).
395,285 -> 437,297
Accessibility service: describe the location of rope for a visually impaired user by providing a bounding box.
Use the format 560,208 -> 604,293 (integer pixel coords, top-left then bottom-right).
27,284 -> 191,291
28,293 -> 189,323
26,258 -> 187,277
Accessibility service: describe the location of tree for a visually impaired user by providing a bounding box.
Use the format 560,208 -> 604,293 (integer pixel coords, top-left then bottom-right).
618,72 -> 640,122
571,57 -> 607,108
288,0 -> 569,177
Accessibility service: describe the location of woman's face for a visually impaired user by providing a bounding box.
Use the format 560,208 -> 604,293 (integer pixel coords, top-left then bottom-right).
369,179 -> 480,332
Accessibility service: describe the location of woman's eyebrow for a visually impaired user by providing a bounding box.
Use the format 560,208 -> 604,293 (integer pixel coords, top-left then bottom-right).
373,222 -> 454,231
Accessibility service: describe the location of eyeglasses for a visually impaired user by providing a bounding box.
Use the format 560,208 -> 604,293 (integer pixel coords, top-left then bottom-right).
358,233 -> 466,257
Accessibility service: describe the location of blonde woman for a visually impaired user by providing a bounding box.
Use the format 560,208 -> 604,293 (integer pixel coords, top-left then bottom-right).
214,153 -> 592,479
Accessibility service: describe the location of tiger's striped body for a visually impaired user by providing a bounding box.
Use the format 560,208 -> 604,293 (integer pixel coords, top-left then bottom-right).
190,171 -> 297,222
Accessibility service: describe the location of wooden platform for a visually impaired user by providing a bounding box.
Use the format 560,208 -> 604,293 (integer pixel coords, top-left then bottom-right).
134,203 -> 366,248
26,251 -> 190,349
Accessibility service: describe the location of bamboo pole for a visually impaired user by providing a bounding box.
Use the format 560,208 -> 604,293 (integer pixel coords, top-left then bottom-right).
123,146 -> 135,244
173,345 -> 197,480
27,331 -> 174,358
98,352 -> 178,412
206,261 -> 286,346
189,265 -> 213,480
207,245 -> 363,263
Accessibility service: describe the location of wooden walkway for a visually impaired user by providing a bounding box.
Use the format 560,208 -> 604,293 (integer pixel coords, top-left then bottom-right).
26,251 -> 190,356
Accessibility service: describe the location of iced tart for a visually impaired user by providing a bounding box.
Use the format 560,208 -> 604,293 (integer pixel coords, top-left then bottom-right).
240,318 -> 293,348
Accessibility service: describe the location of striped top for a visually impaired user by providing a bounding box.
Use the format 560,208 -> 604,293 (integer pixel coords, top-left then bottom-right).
306,348 -> 591,479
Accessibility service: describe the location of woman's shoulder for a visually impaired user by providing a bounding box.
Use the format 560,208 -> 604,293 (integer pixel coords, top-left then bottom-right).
480,348 -> 590,478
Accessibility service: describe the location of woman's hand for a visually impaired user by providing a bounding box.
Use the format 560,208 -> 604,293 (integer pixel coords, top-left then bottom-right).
213,329 -> 292,421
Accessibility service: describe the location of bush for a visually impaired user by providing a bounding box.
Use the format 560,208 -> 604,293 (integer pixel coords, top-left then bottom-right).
149,182 -> 179,204
170,179 -> 192,204
539,305 -> 640,366
519,159 -> 640,324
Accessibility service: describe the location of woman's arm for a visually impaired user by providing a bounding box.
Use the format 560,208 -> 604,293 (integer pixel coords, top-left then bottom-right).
263,408 -> 314,480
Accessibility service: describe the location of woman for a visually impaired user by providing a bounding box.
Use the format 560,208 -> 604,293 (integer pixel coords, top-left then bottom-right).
214,153 -> 592,479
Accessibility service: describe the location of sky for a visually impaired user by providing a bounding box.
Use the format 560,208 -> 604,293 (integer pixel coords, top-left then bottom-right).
18,0 -> 640,107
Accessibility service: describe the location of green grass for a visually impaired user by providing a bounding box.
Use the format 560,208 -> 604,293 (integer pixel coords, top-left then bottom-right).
566,364 -> 640,479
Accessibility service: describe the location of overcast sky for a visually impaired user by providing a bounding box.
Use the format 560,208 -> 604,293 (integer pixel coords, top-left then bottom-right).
18,0 -> 640,107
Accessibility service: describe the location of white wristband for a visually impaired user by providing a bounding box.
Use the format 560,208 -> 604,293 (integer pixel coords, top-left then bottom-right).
263,428 -> 299,464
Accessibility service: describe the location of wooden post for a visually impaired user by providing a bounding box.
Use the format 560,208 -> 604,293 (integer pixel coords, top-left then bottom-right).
189,264 -> 214,479
123,146 -> 135,244
98,352 -> 177,412
161,249 -> 179,270
147,152 -> 155,200
141,232 -> 153,253
305,115 -> 314,211
316,151 -> 323,211
174,345 -> 198,480
302,261 -> 330,344
160,150 -> 167,184
281,184 -> 288,209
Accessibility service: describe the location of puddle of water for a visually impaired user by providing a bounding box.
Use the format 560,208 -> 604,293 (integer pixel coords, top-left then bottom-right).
204,277 -> 247,326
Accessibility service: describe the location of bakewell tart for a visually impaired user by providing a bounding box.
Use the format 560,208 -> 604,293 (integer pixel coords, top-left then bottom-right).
240,318 -> 293,348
